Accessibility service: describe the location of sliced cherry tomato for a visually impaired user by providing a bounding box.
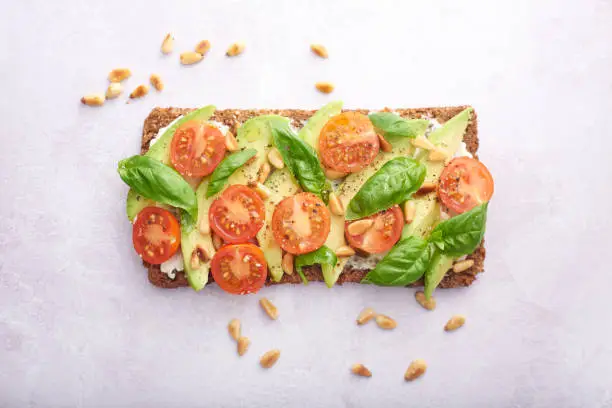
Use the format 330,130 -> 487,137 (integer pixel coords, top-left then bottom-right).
170,120 -> 226,177
211,244 -> 268,294
345,205 -> 403,254
209,185 -> 265,244
319,112 -> 380,173
132,207 -> 181,264
438,157 -> 494,214
271,192 -> 331,255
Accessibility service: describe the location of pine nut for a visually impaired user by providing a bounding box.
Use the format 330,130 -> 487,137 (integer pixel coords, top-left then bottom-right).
237,336 -> 250,356
212,233 -> 223,251
377,133 -> 393,152
404,359 -> 427,381
228,318 -> 241,341
105,82 -> 122,99
375,314 -> 397,330
351,364 -> 372,377
411,136 -> 436,151
315,81 -> 334,94
328,192 -> 344,216
403,201 -> 416,224
260,349 -> 280,368
194,40 -> 211,56
190,245 -> 210,269
453,259 -> 474,273
252,182 -> 271,200
225,130 -> 239,152
198,217 -> 210,235
161,33 -> 174,54
347,219 -> 374,236
259,297 -> 278,320
324,168 -> 347,180
416,182 -> 437,196
258,162 -> 271,184
226,42 -> 245,57
282,253 -> 294,275
81,94 -> 105,106
444,315 -> 466,331
267,148 -> 285,169
129,85 -> 149,99
180,51 -> 203,65
310,44 -> 329,58
335,246 -> 356,257
415,291 -> 436,311
428,147 -> 449,162
150,74 -> 164,91
356,307 -> 376,325
108,68 -> 131,83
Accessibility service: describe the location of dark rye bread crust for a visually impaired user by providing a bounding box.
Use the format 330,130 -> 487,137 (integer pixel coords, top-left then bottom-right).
140,107 -> 485,289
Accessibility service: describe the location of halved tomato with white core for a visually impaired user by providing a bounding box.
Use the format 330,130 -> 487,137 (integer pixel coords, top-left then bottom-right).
319,112 -> 380,173
170,120 -> 226,177
211,244 -> 268,294
272,192 -> 331,255
132,207 -> 181,264
209,185 -> 265,244
345,205 -> 403,254
438,157 -> 494,214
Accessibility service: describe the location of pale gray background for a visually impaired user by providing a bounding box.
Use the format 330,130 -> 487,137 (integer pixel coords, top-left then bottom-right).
1,0 -> 611,407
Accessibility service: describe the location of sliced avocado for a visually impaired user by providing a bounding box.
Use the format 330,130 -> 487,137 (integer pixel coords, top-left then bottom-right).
424,251 -> 454,300
126,189 -> 170,222
181,179 -> 216,291
299,101 -> 343,148
402,198 -> 440,239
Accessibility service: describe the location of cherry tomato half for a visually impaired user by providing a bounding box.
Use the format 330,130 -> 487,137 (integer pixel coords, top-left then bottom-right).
209,185 -> 265,244
438,157 -> 494,214
211,244 -> 268,294
170,120 -> 226,177
345,205 -> 403,254
132,207 -> 181,264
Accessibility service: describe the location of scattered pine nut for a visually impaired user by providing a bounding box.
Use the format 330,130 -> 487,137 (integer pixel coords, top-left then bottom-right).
428,147 -> 449,162
375,314 -> 397,330
260,349 -> 281,368
195,40 -> 211,56
226,42 -> 245,57
212,233 -> 223,251
108,68 -> 131,83
150,74 -> 164,91
404,359 -> 427,381
267,148 -> 285,169
105,82 -> 122,99
310,44 -> 329,58
403,201 -> 416,224
411,136 -> 436,151
282,253 -> 294,275
328,192 -> 344,216
356,307 -> 376,325
237,336 -> 250,356
129,84 -> 149,99
351,364 -> 372,377
324,168 -> 347,180
258,162 -> 271,184
161,33 -> 174,54
315,81 -> 334,94
224,130 -> 239,152
453,259 -> 474,273
259,297 -> 278,320
444,315 -> 466,331
190,245 -> 210,269
228,319 -> 241,341
416,182 -> 437,196
377,133 -> 393,152
252,182 -> 272,200
180,51 -> 203,65
198,217 -> 210,235
81,94 -> 105,106
415,291 -> 436,311
335,246 -> 356,257
347,219 -> 374,236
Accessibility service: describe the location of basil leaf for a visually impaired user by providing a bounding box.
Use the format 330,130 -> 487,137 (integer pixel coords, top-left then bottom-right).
118,155 -> 198,220
368,112 -> 429,142
429,203 -> 488,257
362,236 -> 432,286
424,249 -> 454,299
346,157 -> 426,220
295,246 -> 338,286
271,123 -> 328,201
206,148 -> 257,197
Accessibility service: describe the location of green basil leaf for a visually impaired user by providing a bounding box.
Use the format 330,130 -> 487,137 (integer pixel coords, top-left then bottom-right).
429,203 -> 488,257
362,236 -> 432,286
271,123 -> 328,201
206,148 -> 257,198
118,155 -> 198,220
424,249 -> 454,299
346,157 -> 426,220
295,246 -> 338,286
368,112 -> 429,142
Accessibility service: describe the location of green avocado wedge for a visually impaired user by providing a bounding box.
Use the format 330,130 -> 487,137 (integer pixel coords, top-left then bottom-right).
299,101 -> 343,148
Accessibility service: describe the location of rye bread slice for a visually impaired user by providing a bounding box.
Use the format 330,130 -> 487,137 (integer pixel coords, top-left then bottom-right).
139,107 -> 485,289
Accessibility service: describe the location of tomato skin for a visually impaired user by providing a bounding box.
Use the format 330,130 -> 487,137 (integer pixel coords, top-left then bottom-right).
319,112 -> 380,173
170,120 -> 226,177
438,157 -> 494,214
211,244 -> 268,294
271,192 -> 331,255
209,185 -> 265,244
132,207 -> 181,264
345,206 -> 403,254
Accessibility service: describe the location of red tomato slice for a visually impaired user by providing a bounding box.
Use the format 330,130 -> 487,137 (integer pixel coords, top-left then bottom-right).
209,185 -> 265,244
438,157 -> 494,214
319,112 -> 380,173
271,192 -> 331,255
170,120 -> 226,177
345,205 -> 403,254
211,244 -> 268,294
132,207 -> 181,264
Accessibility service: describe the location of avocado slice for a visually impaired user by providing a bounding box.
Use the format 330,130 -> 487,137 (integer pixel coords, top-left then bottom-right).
299,101 -> 343,148
424,252 -> 453,300
401,197 -> 440,239
126,189 -> 167,222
